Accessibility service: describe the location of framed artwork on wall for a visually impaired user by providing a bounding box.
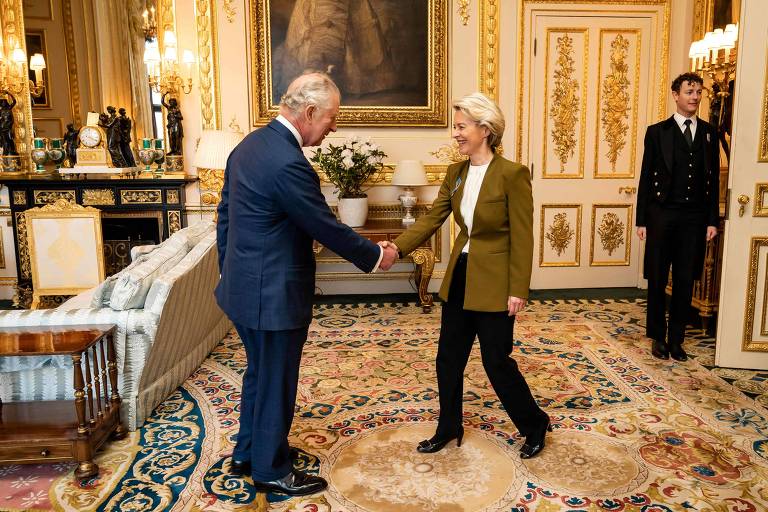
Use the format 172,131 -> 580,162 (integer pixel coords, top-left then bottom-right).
249,0 -> 447,127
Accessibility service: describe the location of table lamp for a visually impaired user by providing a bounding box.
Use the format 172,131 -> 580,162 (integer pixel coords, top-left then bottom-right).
391,160 -> 428,225
192,129 -> 244,220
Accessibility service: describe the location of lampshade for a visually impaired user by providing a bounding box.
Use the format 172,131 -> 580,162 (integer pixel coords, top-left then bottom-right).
192,129 -> 245,169
391,160 -> 428,186
29,53 -> 45,71
11,47 -> 25,64
182,49 -> 195,65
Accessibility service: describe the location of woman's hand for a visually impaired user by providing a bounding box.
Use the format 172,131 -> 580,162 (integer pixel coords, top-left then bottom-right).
507,296 -> 526,316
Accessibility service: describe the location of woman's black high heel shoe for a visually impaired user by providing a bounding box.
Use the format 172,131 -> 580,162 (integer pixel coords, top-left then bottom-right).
416,426 -> 465,453
520,416 -> 552,459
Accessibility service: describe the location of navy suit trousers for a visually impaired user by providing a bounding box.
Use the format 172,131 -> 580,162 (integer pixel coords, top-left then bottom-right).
233,323 -> 308,481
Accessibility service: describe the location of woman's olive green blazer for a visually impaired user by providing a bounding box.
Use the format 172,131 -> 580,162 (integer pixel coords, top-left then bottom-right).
393,154 -> 533,312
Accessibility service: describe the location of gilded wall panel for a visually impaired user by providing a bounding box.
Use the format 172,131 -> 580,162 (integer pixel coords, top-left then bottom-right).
539,204 -> 581,267
594,30 -> 641,179
542,28 -> 588,179
743,237 -> 768,351
590,204 -> 632,266
760,54 -> 768,162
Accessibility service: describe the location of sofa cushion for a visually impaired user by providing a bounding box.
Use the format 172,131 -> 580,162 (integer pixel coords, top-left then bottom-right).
109,234 -> 190,310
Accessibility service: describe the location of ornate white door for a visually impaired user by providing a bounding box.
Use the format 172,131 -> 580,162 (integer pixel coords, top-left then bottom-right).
715,0 -> 768,369
517,2 -> 669,288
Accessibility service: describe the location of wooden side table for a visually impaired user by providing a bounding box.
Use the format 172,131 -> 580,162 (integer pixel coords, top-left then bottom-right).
0,324 -> 127,480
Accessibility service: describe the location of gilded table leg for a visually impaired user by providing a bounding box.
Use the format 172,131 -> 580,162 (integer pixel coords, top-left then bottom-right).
410,248 -> 435,313
72,353 -> 98,480
107,333 -> 127,440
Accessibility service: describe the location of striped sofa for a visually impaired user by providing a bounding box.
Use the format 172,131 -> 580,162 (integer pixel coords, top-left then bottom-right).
0,221 -> 232,430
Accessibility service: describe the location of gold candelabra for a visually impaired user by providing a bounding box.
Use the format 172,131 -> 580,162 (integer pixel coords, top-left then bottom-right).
143,30 -> 194,96
689,24 -> 738,122
0,36 -> 46,97
142,1 -> 158,42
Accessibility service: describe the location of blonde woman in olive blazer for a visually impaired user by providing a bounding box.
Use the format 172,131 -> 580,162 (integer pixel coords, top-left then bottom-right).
389,93 -> 551,459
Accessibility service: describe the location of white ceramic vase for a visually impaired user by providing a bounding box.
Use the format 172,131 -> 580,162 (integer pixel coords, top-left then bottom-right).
338,197 -> 368,227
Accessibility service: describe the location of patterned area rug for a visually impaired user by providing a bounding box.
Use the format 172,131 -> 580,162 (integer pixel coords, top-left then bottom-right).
2,299 -> 768,511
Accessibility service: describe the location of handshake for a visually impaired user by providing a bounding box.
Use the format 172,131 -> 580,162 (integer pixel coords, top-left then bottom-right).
378,241 -> 400,271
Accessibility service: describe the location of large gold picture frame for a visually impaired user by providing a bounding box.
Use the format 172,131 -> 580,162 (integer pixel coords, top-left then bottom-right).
249,0 -> 448,127
25,199 -> 105,309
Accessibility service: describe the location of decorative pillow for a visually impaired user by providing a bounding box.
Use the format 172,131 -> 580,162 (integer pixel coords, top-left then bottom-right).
90,249 -> 156,308
109,234 -> 191,310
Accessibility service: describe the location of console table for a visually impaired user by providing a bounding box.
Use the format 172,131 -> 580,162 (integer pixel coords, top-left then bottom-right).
0,174 -> 197,307
315,217 -> 436,312
0,324 -> 126,480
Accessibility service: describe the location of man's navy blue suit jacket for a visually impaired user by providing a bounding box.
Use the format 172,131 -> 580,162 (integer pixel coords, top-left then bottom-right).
215,120 -> 380,331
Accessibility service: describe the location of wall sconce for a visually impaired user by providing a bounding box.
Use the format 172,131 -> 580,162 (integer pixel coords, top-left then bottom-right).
143,30 -> 195,96
0,36 -> 46,98
392,160 -> 428,225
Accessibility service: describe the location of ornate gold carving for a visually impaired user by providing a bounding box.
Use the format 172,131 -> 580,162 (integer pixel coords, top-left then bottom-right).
548,33 -> 580,173
316,163 -> 448,186
12,282 -> 31,309
14,212 -> 30,279
120,190 -> 162,204
479,0 -> 499,100
457,0 -> 471,25
411,248 -> 435,312
82,189 -> 115,206
600,34 -> 631,172
196,0 -> 221,130
743,237 -> 768,351
34,190 -> 76,205
12,191 -> 26,205
539,204 -> 581,267
590,204 -> 632,266
167,210 -> 181,234
35,198 -> 93,212
223,0 -> 237,22
516,1 -> 671,162
166,189 -> 180,204
597,212 -> 624,255
0,222 -> 4,268
430,141 -> 469,164
1,0 -> 33,171
546,212 -> 574,256
158,0 -> 176,33
760,55 -> 768,162
199,168 -> 225,205
250,0 -> 448,126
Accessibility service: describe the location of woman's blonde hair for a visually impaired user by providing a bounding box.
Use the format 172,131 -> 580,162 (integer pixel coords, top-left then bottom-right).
452,92 -> 505,150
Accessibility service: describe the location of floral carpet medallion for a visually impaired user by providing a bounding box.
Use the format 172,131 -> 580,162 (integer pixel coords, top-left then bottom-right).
1,299 -> 768,511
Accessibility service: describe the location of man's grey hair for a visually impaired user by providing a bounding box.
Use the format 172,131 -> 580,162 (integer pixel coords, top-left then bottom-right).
280,72 -> 340,115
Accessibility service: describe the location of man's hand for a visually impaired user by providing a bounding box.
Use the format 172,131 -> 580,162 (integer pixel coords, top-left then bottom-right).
637,227 -> 646,241
378,241 -> 399,271
706,225 -> 718,242
507,296 -> 526,316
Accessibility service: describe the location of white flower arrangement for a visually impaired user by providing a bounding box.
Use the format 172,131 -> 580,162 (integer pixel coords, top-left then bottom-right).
311,136 -> 388,198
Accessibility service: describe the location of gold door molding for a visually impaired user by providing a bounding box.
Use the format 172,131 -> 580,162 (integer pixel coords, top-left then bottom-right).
593,29 -> 641,179
516,0 -> 670,162
759,54 -> 768,162
542,28 -> 588,179
590,203 -> 632,266
743,237 -> 768,351
539,204 -> 582,267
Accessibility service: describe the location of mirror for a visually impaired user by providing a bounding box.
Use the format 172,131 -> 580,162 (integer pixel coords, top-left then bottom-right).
20,0 -> 153,143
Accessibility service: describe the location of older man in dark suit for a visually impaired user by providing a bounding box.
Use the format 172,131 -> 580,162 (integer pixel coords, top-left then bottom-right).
216,72 -> 397,496
636,72 -> 720,362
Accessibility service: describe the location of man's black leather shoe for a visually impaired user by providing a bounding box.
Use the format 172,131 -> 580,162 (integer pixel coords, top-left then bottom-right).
651,339 -> 669,360
229,448 -> 302,476
230,459 -> 250,476
669,343 -> 687,362
252,470 -> 327,496
520,416 -> 552,459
